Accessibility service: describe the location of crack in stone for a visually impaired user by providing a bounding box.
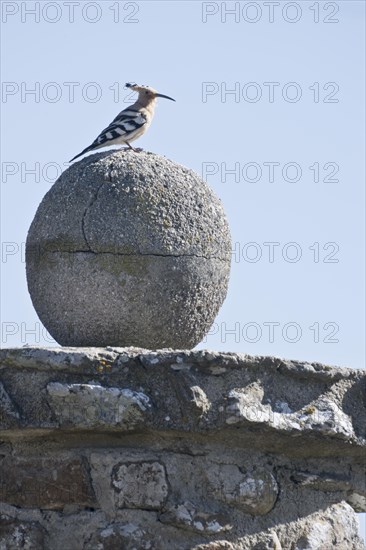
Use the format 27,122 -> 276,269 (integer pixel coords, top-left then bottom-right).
46,249 -> 229,262
81,179 -> 107,251
62,167 -> 230,262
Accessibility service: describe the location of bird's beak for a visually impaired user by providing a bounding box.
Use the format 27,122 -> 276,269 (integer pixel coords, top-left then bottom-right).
155,93 -> 175,101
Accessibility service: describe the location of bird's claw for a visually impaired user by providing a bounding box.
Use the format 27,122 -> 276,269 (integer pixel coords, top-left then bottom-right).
122,146 -> 144,153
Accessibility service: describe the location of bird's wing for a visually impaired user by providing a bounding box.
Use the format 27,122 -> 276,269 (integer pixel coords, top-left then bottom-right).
70,108 -> 148,162
91,109 -> 147,147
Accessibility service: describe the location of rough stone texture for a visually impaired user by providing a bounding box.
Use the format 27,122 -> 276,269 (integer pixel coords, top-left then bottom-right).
25,150 -> 231,348
206,465 -> 278,515
46,382 -> 150,429
0,456 -> 95,510
0,517 -> 46,550
111,461 -> 168,510
0,347 -> 365,550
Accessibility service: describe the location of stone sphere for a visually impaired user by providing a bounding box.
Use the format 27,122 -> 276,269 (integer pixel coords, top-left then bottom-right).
26,150 -> 231,348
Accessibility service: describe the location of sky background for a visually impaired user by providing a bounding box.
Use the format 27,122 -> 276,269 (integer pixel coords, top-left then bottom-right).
1,0 -> 365,539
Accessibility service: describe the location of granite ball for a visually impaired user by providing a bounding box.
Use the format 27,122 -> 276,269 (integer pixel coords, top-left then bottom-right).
26,150 -> 231,348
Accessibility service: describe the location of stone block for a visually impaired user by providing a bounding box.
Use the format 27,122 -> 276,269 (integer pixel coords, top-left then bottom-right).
0,457 -> 95,510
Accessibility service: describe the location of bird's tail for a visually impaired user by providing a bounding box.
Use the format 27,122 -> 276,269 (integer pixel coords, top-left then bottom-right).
69,144 -> 95,163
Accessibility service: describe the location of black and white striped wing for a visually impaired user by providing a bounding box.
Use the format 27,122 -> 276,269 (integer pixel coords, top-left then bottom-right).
70,108 -> 147,161
92,109 -> 147,147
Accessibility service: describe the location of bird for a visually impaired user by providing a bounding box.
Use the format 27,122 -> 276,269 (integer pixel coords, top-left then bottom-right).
70,82 -> 175,162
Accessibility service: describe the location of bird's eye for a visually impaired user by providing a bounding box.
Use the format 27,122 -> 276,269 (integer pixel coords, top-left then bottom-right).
145,91 -> 148,94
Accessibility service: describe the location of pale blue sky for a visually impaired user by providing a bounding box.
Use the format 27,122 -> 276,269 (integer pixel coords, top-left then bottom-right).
1,0 -> 365,540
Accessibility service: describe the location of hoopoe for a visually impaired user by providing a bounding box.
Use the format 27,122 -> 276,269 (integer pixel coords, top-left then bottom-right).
70,83 -> 175,162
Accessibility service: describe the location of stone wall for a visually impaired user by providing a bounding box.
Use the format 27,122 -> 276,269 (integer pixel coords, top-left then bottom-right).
0,347 -> 365,549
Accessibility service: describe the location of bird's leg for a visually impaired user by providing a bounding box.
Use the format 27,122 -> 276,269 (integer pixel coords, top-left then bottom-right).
120,142 -> 134,151
124,141 -> 143,153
